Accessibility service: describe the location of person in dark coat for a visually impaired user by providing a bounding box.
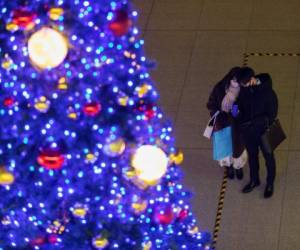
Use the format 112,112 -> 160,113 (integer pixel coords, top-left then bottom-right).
207,67 -> 247,180
236,66 -> 278,198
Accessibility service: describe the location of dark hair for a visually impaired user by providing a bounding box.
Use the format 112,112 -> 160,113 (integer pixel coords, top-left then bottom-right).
218,67 -> 241,88
236,66 -> 255,85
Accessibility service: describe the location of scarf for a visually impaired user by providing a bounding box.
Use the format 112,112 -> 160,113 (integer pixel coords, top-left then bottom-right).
221,81 -> 240,113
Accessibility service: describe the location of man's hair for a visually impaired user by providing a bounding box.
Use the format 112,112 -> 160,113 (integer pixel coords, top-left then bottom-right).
236,67 -> 255,85
218,66 -> 241,88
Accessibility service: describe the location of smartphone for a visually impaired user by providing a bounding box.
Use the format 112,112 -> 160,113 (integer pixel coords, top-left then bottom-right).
231,104 -> 239,117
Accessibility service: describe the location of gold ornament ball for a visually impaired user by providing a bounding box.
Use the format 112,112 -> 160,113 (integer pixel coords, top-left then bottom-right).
142,241 -> 152,250
104,138 -> 126,157
132,200 -> 148,214
1,54 -> 14,70
49,8 -> 64,21
135,83 -> 150,98
6,22 -> 19,32
58,77 -> 68,90
188,225 -> 199,236
85,153 -> 97,164
169,150 -> 184,165
118,95 -> 129,106
0,168 -> 15,185
72,203 -> 88,218
92,235 -> 109,249
28,27 -> 68,69
68,107 -> 77,120
34,96 -> 50,113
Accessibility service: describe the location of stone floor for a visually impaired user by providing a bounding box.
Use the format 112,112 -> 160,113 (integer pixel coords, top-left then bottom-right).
132,1 -> 300,249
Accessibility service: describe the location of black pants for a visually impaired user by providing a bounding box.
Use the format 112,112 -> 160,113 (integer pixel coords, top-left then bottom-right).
242,125 -> 276,185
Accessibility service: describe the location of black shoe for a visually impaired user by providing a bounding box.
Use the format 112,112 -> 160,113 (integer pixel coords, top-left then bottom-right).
226,166 -> 234,179
235,168 -> 243,180
242,180 -> 260,193
264,184 -> 274,198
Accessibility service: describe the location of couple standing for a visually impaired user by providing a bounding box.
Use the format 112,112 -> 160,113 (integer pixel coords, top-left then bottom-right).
207,66 -> 278,198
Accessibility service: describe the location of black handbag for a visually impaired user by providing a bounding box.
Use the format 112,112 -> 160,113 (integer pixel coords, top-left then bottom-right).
261,118 -> 286,153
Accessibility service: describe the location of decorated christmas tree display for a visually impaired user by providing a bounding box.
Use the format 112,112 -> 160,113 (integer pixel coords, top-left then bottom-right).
0,0 -> 211,249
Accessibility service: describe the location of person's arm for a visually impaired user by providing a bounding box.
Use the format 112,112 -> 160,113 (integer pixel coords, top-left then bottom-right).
207,85 -> 221,116
266,89 -> 278,124
259,74 -> 278,124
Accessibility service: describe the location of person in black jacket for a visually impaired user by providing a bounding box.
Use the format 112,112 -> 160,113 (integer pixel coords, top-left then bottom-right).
207,67 -> 247,180
236,67 -> 278,198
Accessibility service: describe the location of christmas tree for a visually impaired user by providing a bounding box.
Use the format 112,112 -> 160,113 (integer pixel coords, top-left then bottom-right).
0,0 -> 211,249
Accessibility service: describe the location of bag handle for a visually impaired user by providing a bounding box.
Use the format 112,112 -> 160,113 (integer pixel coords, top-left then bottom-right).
208,110 -> 220,126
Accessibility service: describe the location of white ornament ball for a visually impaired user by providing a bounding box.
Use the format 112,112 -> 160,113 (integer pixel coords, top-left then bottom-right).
28,27 -> 68,69
131,145 -> 168,183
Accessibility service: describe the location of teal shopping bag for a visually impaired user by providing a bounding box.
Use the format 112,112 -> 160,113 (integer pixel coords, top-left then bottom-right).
212,126 -> 233,160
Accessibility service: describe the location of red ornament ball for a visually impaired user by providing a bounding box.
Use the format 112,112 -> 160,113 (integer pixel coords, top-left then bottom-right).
12,8 -> 37,29
138,104 -> 156,120
154,206 -> 174,225
177,209 -> 189,221
83,102 -> 101,116
108,10 -> 132,36
37,148 -> 64,170
48,234 -> 58,244
30,236 -> 46,247
3,97 -> 15,107
145,108 -> 155,120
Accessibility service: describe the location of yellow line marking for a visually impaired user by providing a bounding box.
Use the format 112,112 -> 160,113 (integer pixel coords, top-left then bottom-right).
212,168 -> 228,249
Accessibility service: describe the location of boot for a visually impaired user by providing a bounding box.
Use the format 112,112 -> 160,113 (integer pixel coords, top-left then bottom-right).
226,166 -> 234,179
235,168 -> 243,180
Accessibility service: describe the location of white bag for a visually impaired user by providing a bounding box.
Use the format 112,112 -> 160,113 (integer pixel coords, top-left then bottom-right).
203,111 -> 219,139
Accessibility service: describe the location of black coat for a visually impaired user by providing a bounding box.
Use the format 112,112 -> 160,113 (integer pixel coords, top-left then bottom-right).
207,81 -> 245,158
206,81 -> 231,131
236,73 -> 278,129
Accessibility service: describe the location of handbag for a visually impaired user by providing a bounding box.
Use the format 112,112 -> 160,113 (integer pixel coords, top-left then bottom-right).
203,111 -> 220,139
212,126 -> 233,160
261,118 -> 286,154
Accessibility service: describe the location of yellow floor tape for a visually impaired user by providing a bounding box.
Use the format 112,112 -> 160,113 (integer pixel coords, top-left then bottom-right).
212,168 -> 228,249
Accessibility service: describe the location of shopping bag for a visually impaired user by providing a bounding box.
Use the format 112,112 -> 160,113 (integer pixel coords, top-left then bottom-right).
212,126 -> 233,160
203,111 -> 220,139
261,118 -> 286,154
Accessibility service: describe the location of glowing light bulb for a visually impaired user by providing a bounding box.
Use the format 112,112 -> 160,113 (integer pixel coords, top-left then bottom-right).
28,27 -> 68,69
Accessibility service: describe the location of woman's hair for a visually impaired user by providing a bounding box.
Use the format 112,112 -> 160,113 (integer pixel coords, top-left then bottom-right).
218,67 -> 241,88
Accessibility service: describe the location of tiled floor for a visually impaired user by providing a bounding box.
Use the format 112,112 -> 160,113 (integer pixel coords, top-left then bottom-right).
133,1 -> 300,249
